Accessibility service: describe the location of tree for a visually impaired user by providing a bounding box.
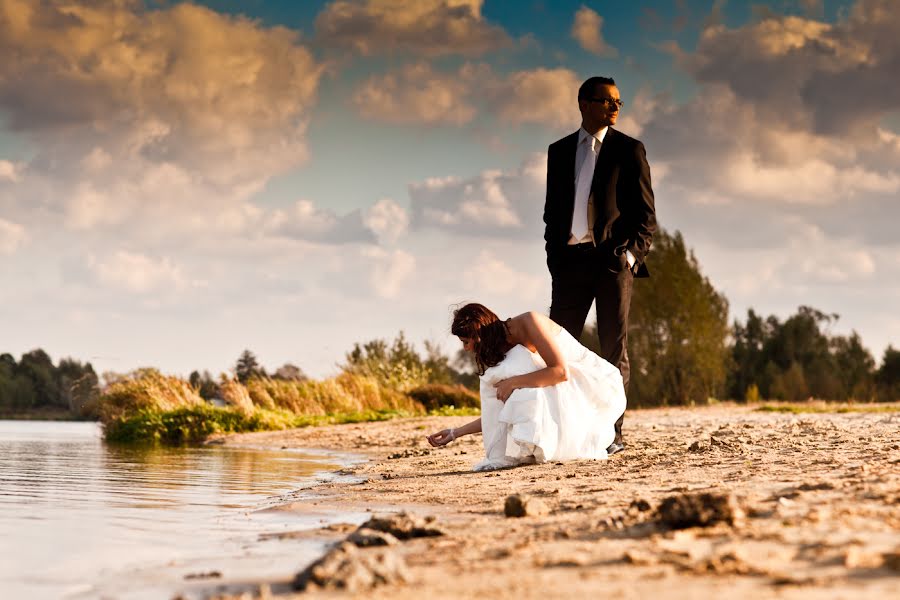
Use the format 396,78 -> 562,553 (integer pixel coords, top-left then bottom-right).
57,358 -> 100,414
728,307 -> 878,401
235,350 -> 265,383
831,332 -> 876,401
273,363 -> 307,381
18,349 -> 60,409
876,346 -> 900,402
770,362 -> 809,401
727,309 -> 770,401
586,229 -> 730,406
422,340 -> 455,386
342,332 -> 431,390
190,370 -> 221,399
764,307 -> 840,399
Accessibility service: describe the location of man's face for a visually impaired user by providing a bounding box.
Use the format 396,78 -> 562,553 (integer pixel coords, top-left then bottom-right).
579,84 -> 621,129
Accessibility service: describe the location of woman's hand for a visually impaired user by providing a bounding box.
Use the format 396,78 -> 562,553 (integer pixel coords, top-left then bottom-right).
427,428 -> 456,447
494,378 -> 517,402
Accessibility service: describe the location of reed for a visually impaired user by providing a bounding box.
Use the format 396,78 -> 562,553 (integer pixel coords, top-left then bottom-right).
98,369 -> 204,423
245,373 -> 422,415
96,370 -> 447,444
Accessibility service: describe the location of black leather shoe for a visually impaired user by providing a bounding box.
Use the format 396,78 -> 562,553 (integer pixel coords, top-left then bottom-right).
606,442 -> 625,456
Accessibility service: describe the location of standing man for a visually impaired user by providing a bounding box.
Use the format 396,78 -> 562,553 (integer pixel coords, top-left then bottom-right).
543,76 -> 656,455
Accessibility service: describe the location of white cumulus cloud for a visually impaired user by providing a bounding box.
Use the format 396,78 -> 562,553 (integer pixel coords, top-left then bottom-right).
315,0 -> 510,56
0,160 -> 22,182
353,62 -> 480,125
88,251 -> 192,294
410,153 -> 546,237
362,247 -> 416,298
571,6 -> 617,56
0,218 -> 27,255
363,198 -> 410,245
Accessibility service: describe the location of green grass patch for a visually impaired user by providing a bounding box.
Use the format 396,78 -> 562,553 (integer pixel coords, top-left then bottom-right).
426,405 -> 481,417
102,404 -> 481,445
756,402 -> 900,414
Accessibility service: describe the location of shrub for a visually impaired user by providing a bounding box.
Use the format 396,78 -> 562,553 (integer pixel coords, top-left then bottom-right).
97,369 -> 204,423
408,383 -> 480,412
103,404 -> 295,444
744,384 -> 760,404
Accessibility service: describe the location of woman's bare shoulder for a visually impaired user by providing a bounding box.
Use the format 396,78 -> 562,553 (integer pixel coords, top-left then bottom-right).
509,312 -> 561,335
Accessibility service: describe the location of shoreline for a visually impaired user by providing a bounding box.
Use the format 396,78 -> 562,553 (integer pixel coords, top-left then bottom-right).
204,404 -> 900,599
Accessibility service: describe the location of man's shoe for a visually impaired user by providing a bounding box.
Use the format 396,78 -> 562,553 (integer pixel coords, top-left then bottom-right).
606,442 -> 625,456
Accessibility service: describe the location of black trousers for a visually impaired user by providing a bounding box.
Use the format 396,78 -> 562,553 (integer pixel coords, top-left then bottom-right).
548,244 -> 633,445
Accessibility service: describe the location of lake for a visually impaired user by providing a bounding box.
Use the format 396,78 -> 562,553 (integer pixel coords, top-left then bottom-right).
0,420 -> 366,599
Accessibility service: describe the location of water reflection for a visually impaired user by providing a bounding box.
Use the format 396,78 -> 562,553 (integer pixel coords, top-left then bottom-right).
0,420 -> 357,599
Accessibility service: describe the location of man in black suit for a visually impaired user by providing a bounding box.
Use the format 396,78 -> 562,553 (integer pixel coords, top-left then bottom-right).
543,76 -> 656,455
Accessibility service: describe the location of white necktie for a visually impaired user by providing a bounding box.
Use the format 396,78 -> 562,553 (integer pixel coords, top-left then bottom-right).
571,136 -> 596,241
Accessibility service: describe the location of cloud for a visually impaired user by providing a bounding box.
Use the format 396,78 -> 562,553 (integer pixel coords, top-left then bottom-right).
265,200 -> 379,245
0,218 -> 27,255
564,2 -> 900,367
641,85 -> 900,208
0,1 -> 323,186
0,160 -> 22,182
487,68 -> 581,129
315,0 -> 510,57
680,3 -> 900,138
0,0 -> 342,254
361,247 -> 416,298
363,198 -> 409,244
464,250 -> 543,298
352,63 -> 581,130
571,6 -> 617,57
409,153 -> 546,237
353,62 -> 480,125
88,251 -> 194,294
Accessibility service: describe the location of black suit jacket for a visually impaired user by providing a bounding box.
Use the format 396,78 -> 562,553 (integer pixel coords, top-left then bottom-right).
543,127 -> 657,277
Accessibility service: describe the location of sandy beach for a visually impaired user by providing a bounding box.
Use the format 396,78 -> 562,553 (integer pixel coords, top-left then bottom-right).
211,405 -> 900,599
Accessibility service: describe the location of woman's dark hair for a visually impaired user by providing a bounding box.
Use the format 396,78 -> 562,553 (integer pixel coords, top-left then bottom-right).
451,303 -> 512,375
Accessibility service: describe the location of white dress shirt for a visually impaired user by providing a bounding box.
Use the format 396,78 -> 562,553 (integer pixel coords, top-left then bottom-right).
569,126 -> 636,270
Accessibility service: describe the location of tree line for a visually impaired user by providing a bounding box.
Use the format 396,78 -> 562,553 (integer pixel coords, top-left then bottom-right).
584,230 -> 899,406
0,350 -> 100,416
2,229 -> 898,416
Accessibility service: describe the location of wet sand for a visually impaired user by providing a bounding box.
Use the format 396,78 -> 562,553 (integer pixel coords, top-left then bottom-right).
212,405 -> 900,599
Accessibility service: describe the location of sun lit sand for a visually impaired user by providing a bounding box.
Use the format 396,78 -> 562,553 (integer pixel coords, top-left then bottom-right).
211,405 -> 900,599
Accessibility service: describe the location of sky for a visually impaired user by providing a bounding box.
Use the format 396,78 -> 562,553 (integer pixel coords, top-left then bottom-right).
1,0 -> 898,380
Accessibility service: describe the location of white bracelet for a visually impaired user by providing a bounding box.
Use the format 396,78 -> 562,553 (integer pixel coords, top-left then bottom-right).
449,428 -> 456,441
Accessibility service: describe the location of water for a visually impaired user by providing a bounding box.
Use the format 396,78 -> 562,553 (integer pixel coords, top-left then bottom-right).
0,421 -> 366,599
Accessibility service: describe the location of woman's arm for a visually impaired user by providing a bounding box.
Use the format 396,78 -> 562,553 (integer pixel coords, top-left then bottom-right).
426,417 -> 481,447
495,312 -> 568,401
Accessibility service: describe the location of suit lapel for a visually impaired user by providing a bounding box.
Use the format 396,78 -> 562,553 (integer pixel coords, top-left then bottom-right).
592,127 -> 617,188
560,131 -> 579,222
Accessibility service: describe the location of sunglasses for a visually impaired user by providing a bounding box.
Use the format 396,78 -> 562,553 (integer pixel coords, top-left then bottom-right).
586,97 -> 624,109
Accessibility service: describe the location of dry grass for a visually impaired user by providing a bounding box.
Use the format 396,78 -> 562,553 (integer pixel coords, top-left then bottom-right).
96,370 -> 433,444
246,373 -> 422,415
97,369 -> 204,423
755,401 -> 900,413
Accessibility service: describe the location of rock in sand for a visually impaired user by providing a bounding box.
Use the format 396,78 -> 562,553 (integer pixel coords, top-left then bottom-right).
293,542 -> 408,592
504,494 -> 551,518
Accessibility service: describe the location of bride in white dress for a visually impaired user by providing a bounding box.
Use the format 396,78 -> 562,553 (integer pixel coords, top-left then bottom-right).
427,303 -> 626,471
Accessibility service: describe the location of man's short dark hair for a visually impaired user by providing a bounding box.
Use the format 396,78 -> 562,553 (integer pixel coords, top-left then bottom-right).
578,76 -> 616,100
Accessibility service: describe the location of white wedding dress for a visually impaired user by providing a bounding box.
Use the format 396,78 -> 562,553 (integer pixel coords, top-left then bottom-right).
473,328 -> 627,471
